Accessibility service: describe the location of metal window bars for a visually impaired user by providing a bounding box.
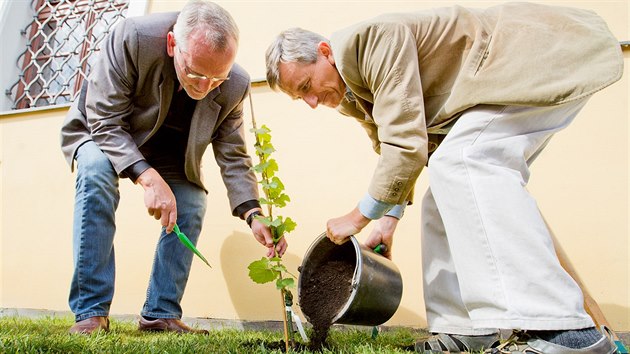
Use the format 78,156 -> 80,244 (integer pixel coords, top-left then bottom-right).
5,0 -> 128,110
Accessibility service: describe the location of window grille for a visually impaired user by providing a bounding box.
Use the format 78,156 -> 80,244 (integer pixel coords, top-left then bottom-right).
6,0 -> 129,110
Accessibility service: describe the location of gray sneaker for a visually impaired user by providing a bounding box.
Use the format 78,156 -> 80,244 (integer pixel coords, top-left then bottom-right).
416,332 -> 500,353
485,331 -> 617,354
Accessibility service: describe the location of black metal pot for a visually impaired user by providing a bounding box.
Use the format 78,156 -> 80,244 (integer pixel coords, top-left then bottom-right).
298,233 -> 403,326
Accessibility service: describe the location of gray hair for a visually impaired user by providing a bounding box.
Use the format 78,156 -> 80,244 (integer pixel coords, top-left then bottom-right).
173,0 -> 239,52
265,28 -> 329,91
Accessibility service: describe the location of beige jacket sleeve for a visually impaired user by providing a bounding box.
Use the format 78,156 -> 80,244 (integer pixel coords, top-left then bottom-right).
333,22 -> 427,206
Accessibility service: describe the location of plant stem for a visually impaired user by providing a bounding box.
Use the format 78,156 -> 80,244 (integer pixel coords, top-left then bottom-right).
249,91 -> 289,352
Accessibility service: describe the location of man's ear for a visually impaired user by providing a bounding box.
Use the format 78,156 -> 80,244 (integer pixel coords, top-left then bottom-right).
166,31 -> 176,57
318,41 -> 335,65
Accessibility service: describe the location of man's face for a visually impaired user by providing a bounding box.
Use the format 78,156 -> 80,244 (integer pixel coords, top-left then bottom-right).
167,29 -> 236,100
278,42 -> 345,109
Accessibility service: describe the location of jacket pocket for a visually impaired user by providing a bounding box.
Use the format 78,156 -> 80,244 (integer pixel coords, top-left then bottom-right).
474,35 -> 492,76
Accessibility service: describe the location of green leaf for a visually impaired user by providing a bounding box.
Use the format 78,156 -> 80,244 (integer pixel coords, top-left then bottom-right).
271,263 -> 288,273
259,134 -> 271,144
252,162 -> 268,173
251,126 -> 271,135
275,217 -> 297,238
276,278 -> 295,290
263,159 -> 279,177
270,217 -> 283,227
261,180 -> 279,190
256,216 -> 273,227
256,143 -> 275,155
250,126 -> 269,134
251,126 -> 272,144
283,217 -> 297,234
247,257 -> 277,284
254,160 -> 275,175
272,194 -> 290,208
271,176 -> 285,189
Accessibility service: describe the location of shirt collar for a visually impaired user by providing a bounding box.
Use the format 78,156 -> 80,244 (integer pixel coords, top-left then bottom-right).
344,86 -> 355,102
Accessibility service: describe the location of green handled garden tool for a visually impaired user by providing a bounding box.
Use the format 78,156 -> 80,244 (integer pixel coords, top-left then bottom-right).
373,244 -> 388,255
173,224 -> 212,268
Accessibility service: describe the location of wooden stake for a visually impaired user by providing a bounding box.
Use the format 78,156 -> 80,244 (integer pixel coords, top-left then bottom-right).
546,217 -> 627,352
281,289 -> 290,352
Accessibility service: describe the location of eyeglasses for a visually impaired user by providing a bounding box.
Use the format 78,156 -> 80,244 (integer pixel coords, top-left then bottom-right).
177,46 -> 230,83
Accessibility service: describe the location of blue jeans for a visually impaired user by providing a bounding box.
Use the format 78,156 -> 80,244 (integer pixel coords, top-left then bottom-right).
69,141 -> 207,321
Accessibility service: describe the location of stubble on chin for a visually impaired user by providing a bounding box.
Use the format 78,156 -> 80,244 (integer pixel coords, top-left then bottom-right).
328,92 -> 343,108
184,87 -> 208,101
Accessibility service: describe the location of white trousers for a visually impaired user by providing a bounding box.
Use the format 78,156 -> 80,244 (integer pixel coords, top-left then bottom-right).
422,100 -> 595,335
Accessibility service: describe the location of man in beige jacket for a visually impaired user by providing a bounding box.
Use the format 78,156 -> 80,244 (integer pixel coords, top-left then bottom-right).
265,2 -> 623,353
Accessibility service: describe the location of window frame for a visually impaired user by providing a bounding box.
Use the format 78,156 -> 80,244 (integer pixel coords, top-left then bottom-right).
0,0 -> 147,116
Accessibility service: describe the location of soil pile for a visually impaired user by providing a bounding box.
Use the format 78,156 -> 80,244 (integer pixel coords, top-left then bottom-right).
299,258 -> 354,351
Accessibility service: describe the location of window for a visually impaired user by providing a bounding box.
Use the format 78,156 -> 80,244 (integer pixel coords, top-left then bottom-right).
5,0 -> 130,110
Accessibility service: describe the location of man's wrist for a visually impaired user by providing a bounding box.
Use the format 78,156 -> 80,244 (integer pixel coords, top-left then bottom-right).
246,210 -> 263,227
136,167 -> 158,188
352,207 -> 372,229
124,160 -> 151,183
234,199 -> 261,218
358,193 -> 395,220
385,204 -> 406,220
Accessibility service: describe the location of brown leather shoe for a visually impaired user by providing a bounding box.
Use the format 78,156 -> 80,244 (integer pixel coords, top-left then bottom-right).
138,317 -> 208,334
69,316 -> 109,334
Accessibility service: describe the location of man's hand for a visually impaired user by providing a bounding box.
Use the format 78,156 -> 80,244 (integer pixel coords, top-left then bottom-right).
364,216 -> 399,260
136,168 -> 177,233
246,209 -> 288,258
326,207 -> 371,245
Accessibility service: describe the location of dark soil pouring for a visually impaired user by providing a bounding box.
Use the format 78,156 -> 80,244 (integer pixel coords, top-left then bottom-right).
299,249 -> 355,351
297,234 -> 403,352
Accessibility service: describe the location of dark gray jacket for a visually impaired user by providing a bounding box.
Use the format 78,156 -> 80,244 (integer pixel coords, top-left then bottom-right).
60,12 -> 258,211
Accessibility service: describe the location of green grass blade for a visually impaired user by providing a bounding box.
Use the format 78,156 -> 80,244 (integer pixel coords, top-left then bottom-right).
173,224 -> 212,268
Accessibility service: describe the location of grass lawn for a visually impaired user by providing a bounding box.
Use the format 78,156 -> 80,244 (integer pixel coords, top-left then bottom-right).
0,315 -> 426,353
